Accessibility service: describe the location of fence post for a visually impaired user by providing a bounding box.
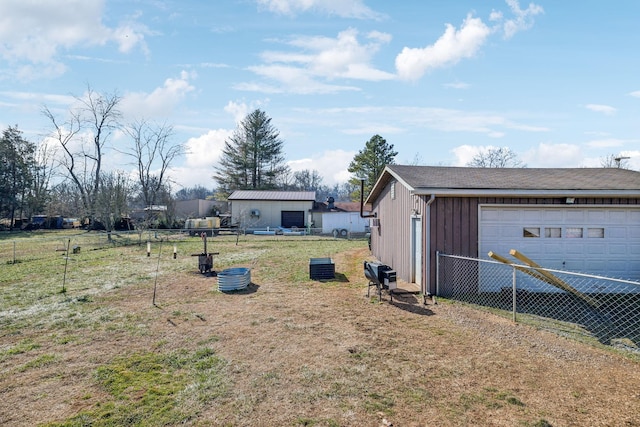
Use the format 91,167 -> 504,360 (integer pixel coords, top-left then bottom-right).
512,266 -> 517,322
435,251 -> 440,297
13,240 -> 17,264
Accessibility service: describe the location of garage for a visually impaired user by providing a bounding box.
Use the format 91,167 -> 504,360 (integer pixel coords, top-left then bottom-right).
366,165 -> 640,295
479,205 -> 640,280
228,190 -> 315,231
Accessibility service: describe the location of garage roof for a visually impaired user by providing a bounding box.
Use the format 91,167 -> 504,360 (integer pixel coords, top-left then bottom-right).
367,165 -> 640,201
228,190 -> 316,201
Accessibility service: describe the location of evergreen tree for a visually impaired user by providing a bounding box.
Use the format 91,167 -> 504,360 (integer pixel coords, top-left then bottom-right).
0,126 -> 36,229
348,134 -> 397,200
213,109 -> 289,197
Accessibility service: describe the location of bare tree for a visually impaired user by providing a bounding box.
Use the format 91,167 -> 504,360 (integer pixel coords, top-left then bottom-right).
600,154 -> 631,169
293,169 -> 323,191
43,86 -> 121,225
467,147 -> 525,168
123,119 -> 184,221
94,170 -> 131,236
27,139 -> 57,218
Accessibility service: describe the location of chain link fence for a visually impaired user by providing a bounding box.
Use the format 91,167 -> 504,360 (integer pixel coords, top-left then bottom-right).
436,252 -> 640,354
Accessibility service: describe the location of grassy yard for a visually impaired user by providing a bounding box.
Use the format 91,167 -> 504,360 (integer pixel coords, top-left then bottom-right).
1,230 -> 639,426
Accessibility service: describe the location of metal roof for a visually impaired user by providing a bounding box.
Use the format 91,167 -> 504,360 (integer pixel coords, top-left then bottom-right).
228,190 -> 316,201
367,165 -> 640,202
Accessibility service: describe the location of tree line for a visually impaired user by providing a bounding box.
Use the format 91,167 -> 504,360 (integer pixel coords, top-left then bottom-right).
212,109 -> 398,202
0,89 -> 399,231
3,85 -> 629,232
0,87 -> 183,231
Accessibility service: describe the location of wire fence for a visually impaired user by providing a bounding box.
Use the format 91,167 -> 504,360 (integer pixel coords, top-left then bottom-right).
436,252 -> 640,354
0,228 -> 368,266
0,230 -> 177,265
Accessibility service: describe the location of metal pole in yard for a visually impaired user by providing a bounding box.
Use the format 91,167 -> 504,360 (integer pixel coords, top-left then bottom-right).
152,239 -> 163,306
62,239 -> 71,294
512,266 -> 517,322
13,240 -> 16,264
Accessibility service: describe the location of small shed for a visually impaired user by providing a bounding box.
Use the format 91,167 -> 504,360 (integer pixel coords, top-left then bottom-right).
228,190 -> 316,230
366,165 -> 640,295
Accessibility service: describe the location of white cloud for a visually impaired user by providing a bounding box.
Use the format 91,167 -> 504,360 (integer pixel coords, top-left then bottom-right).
395,1 -> 543,81
451,144 -> 485,166
255,0 -> 385,20
240,65 -> 362,94
367,30 -> 393,44
224,101 -> 251,124
277,28 -> 393,80
185,129 -> 232,168
621,151 -> 640,170
287,149 -> 356,186
200,62 -> 230,69
395,14 -> 491,81
585,104 -> 617,115
586,138 -> 627,148
0,91 -> 75,106
403,107 -> 549,135
223,100 -> 270,124
443,81 -> 470,89
500,0 -> 544,39
169,128 -> 233,189
240,28 -> 394,94
111,22 -> 151,55
0,0 -> 150,79
489,10 -> 503,21
342,125 -> 404,135
523,143 -> 582,167
299,105 -> 548,142
120,71 -> 195,119
454,142 -> 584,169
628,90 -> 640,98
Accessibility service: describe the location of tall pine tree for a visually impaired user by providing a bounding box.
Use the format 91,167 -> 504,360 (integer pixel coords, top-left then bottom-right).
348,134 -> 397,200
214,109 -> 289,197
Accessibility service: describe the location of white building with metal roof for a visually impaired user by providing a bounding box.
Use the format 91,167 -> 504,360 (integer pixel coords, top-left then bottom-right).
228,190 -> 316,231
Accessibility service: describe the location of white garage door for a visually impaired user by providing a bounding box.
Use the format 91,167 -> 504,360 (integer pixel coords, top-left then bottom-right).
479,206 -> 640,281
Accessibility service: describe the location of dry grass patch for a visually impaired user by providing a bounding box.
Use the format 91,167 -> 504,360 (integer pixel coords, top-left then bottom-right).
0,232 -> 639,426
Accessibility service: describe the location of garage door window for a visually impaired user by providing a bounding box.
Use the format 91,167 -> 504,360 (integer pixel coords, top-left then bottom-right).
587,227 -> 605,238
524,226 -> 604,238
566,227 -> 583,238
545,227 -> 562,238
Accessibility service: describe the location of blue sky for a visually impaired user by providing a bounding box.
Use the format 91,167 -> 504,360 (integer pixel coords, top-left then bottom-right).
1,0 -> 639,190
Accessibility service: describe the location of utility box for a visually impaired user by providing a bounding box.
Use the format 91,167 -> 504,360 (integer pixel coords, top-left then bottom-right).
309,257 -> 335,280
